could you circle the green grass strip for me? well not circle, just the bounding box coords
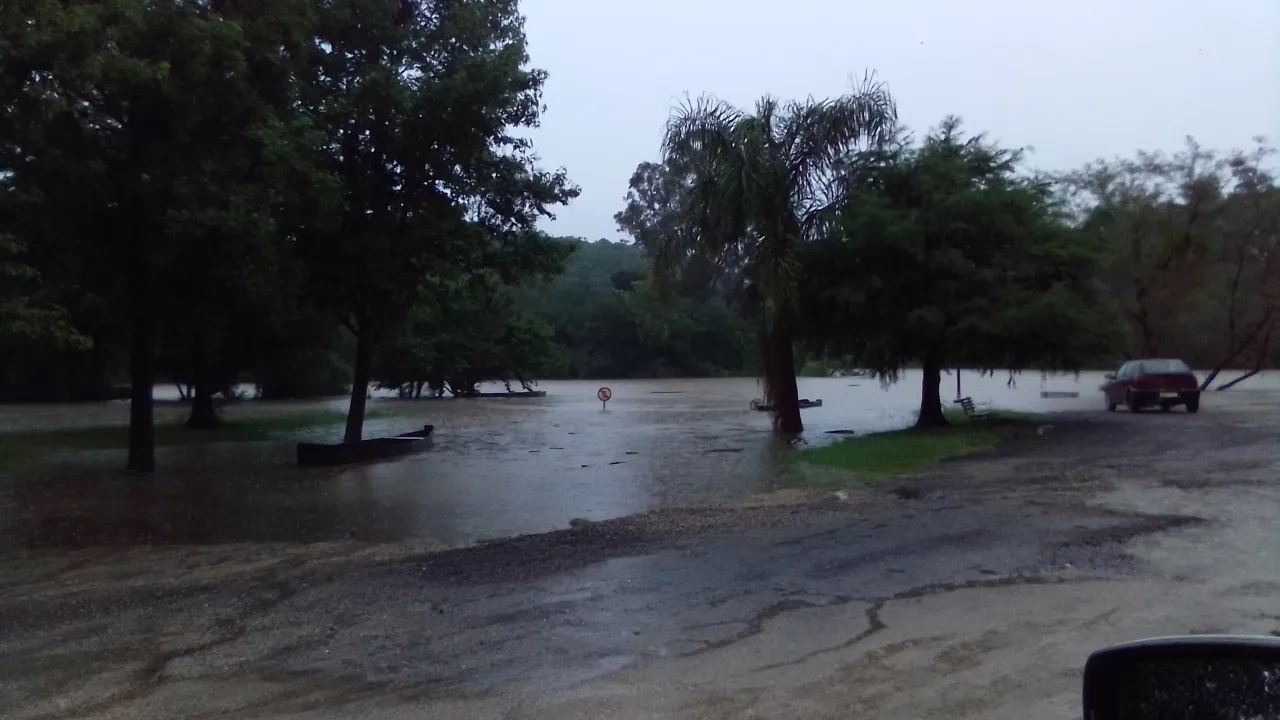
[794,408,1042,478]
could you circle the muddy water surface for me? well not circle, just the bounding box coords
[1,371,1273,549]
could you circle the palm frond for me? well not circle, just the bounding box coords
[661,93,741,165]
[658,73,897,322]
[789,74,898,237]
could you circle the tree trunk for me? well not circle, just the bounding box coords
[1199,345,1249,391]
[916,355,948,428]
[1198,368,1221,393]
[187,330,221,429]
[1217,329,1272,391]
[1201,344,1252,391]
[1217,369,1261,391]
[1200,319,1273,391]
[343,329,373,443]
[127,298,156,473]
[763,324,803,433]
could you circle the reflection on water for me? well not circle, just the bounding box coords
[2,372,1276,549]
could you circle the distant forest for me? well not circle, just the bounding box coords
[519,238,755,379]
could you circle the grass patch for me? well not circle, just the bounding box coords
[794,408,1043,480]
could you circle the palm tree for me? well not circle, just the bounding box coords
[653,74,896,432]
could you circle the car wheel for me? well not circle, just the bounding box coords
[1160,403,1172,412]
[1127,391,1142,413]
[1106,395,1117,412]
[1186,397,1200,414]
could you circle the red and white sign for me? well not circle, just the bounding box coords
[597,387,612,402]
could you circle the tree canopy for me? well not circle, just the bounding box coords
[1,0,321,469]
[1060,137,1280,389]
[297,0,576,443]
[0,0,576,469]
[801,118,1117,425]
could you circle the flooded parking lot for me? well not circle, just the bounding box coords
[1,371,1273,549]
[2,374,1279,720]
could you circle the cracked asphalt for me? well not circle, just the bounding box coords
[2,389,1280,719]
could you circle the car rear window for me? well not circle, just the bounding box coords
[1139,359,1192,374]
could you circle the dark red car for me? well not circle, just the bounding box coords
[1103,358,1201,413]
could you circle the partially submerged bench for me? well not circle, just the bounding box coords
[953,396,995,420]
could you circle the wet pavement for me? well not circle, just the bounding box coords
[0,371,1175,550]
[1,385,1278,718]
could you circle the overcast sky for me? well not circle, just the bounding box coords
[520,0,1279,241]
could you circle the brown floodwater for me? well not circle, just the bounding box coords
[1,371,1274,550]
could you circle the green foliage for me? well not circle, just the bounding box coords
[296,0,577,440]
[375,272,567,396]
[520,238,648,322]
[0,0,325,467]
[0,0,579,457]
[802,118,1117,425]
[613,162,722,301]
[1060,137,1280,376]
[566,284,752,378]
[297,0,578,338]
[0,236,89,349]
[1,0,314,305]
[519,239,756,378]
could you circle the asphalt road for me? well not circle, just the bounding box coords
[3,395,1279,719]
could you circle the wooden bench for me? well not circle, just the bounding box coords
[953,396,995,420]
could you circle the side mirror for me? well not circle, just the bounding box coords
[1104,373,1116,380]
[1083,635,1280,719]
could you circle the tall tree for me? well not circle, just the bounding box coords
[802,118,1115,426]
[615,162,724,302]
[299,0,575,444]
[1059,139,1224,358]
[1062,138,1280,385]
[167,0,324,430]
[1202,143,1280,387]
[634,76,897,432]
[0,0,315,470]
